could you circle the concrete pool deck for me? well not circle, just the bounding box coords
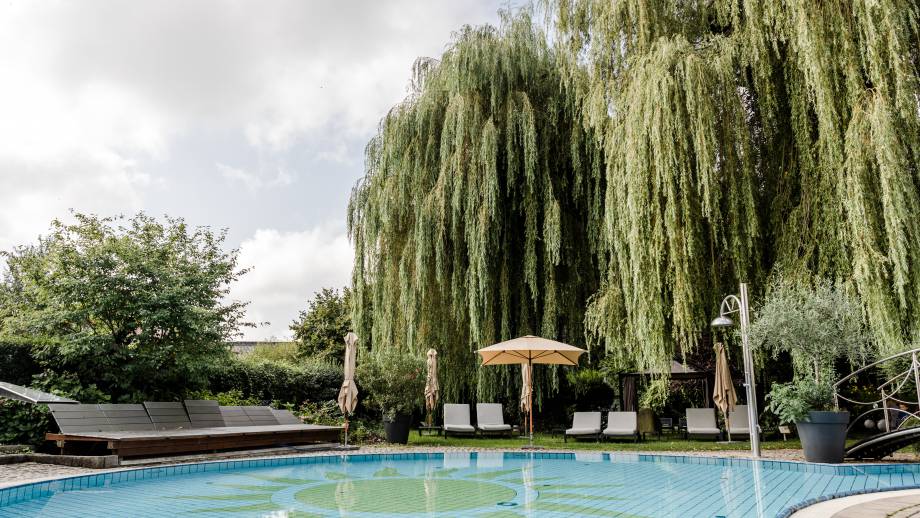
[791,488,920,517]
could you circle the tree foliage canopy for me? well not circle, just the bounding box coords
[350,3,920,401]
[290,287,352,362]
[0,213,250,401]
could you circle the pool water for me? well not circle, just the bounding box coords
[2,452,919,517]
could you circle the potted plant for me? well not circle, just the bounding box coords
[357,349,425,444]
[750,279,873,463]
[766,379,849,462]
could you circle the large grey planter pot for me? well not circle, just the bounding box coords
[383,413,412,444]
[796,411,850,463]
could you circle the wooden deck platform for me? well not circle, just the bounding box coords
[47,424,343,458]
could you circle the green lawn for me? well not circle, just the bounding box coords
[406,432,801,452]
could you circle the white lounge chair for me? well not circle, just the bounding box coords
[476,403,512,436]
[565,411,601,442]
[603,411,639,442]
[728,405,752,436]
[443,404,475,436]
[686,408,721,440]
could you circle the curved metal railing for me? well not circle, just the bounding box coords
[834,348,920,434]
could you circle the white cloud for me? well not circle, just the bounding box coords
[0,0,503,339]
[217,163,293,192]
[231,224,353,340]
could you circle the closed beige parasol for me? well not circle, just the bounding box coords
[338,332,359,445]
[424,349,439,425]
[713,342,737,441]
[477,335,586,447]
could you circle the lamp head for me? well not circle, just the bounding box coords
[710,315,734,328]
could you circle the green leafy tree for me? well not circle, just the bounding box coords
[290,287,352,362]
[0,213,251,401]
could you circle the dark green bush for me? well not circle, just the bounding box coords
[205,358,340,405]
[0,337,43,386]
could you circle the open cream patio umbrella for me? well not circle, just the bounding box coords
[338,332,359,446]
[477,335,586,447]
[713,342,737,442]
[424,349,439,425]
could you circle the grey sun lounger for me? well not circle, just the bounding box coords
[728,405,752,436]
[443,404,476,436]
[220,406,280,427]
[603,411,639,442]
[476,403,513,436]
[271,408,302,425]
[565,412,601,442]
[144,402,192,431]
[184,400,226,428]
[48,400,342,459]
[686,408,721,440]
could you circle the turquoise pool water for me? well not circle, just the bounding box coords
[1,452,919,517]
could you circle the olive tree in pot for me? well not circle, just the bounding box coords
[357,350,425,444]
[750,279,873,463]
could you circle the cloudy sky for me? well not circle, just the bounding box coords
[0,0,506,339]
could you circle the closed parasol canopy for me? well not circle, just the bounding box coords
[713,342,738,441]
[520,363,531,414]
[338,332,359,415]
[424,349,439,417]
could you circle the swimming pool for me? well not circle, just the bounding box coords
[1,452,918,517]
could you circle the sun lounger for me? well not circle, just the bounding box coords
[220,406,281,427]
[443,404,475,436]
[565,411,601,442]
[48,404,113,434]
[184,400,226,428]
[271,408,302,425]
[476,403,512,436]
[144,402,192,431]
[728,405,751,436]
[686,408,721,440]
[98,404,155,432]
[603,411,638,442]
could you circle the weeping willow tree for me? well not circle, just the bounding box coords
[553,0,920,392]
[351,2,920,404]
[348,11,604,404]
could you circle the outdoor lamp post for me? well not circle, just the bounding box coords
[711,282,761,458]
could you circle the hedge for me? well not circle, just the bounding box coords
[205,358,341,405]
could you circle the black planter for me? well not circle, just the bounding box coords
[796,411,850,463]
[384,413,412,444]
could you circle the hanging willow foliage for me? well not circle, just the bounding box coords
[348,11,604,404]
[552,0,920,376]
[351,2,920,403]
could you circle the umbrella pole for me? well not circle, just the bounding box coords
[726,414,731,443]
[528,360,534,448]
[343,415,349,447]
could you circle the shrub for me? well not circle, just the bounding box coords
[184,389,261,406]
[298,400,343,426]
[356,350,425,421]
[765,379,835,424]
[205,357,340,405]
[0,337,42,386]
